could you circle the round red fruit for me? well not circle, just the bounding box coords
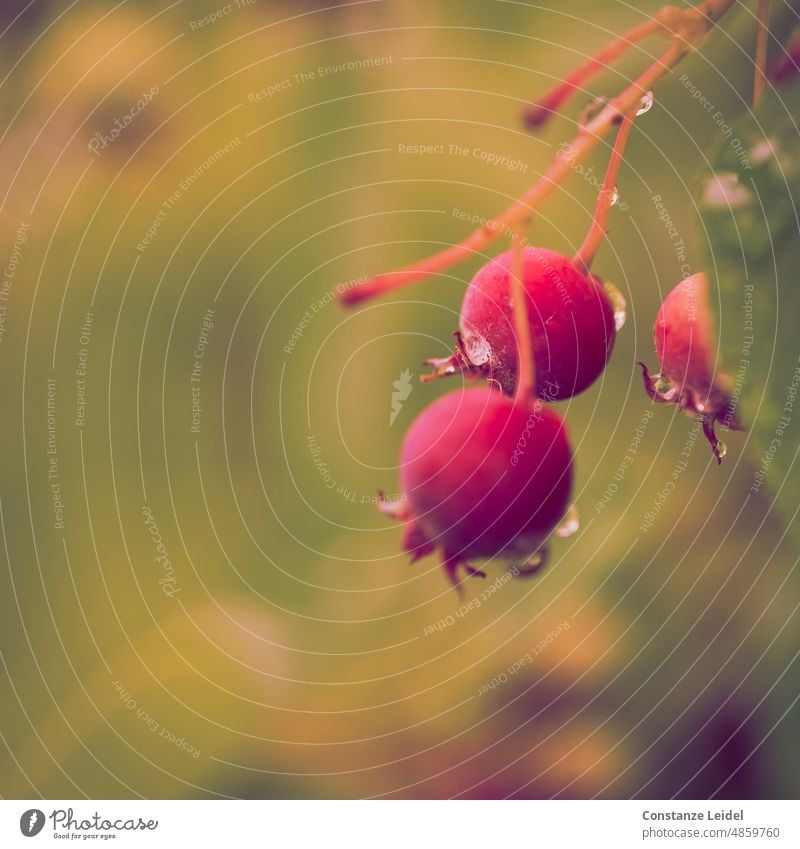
[425,247,617,400]
[640,272,744,463]
[381,386,574,588]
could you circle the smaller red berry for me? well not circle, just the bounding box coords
[380,385,574,590]
[640,272,745,463]
[423,247,621,400]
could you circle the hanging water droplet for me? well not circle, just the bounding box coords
[609,185,620,207]
[555,504,580,538]
[513,546,549,578]
[655,375,674,395]
[603,280,627,331]
[636,90,654,116]
[716,440,728,459]
[579,96,609,129]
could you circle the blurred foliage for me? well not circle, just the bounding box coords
[699,82,800,547]
[0,0,798,800]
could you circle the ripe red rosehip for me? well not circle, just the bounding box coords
[381,386,574,589]
[424,247,619,400]
[640,272,744,463]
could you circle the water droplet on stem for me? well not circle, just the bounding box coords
[636,91,654,116]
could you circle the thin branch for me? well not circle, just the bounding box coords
[573,102,638,275]
[338,0,738,308]
[523,16,661,129]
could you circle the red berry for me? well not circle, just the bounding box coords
[640,272,744,463]
[424,247,619,400]
[381,386,574,589]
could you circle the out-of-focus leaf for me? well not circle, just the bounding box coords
[696,84,800,541]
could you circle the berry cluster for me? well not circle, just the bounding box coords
[379,234,622,589]
[378,263,739,592]
[338,0,749,590]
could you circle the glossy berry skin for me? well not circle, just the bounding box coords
[641,272,744,463]
[426,247,617,400]
[381,386,573,588]
[655,272,720,397]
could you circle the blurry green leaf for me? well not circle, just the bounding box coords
[697,84,800,539]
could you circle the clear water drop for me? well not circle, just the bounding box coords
[603,280,627,331]
[609,186,621,207]
[636,90,654,116]
[655,375,674,395]
[717,440,728,459]
[555,504,580,539]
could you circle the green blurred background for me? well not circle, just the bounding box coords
[0,0,798,799]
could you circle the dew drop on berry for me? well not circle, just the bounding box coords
[555,503,580,538]
[603,280,627,331]
[636,90,654,116]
